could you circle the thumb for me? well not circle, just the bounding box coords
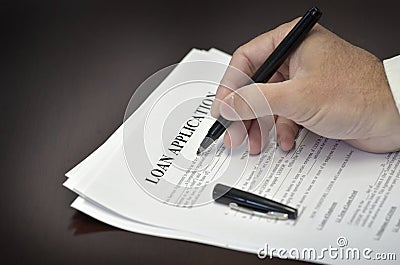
[219,79,304,120]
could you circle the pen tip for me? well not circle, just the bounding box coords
[196,149,201,156]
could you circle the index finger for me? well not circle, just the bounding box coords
[211,19,298,118]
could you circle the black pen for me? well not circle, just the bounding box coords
[197,6,322,155]
[213,184,297,220]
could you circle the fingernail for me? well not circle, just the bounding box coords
[219,94,237,119]
[281,137,295,152]
[228,94,235,107]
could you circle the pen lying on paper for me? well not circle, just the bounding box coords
[197,6,322,155]
[213,184,298,220]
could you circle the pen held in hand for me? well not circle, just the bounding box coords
[197,6,322,155]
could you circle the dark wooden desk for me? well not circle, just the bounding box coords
[2,0,399,264]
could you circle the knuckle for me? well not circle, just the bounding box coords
[233,45,247,58]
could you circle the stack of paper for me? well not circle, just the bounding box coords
[64,48,400,264]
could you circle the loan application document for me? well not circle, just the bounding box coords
[64,48,399,264]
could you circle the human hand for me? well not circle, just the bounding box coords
[211,18,400,154]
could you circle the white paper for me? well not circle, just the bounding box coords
[65,48,400,264]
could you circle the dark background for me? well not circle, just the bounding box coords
[1,0,399,264]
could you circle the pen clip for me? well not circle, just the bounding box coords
[229,203,288,220]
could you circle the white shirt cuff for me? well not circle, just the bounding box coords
[383,55,400,114]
